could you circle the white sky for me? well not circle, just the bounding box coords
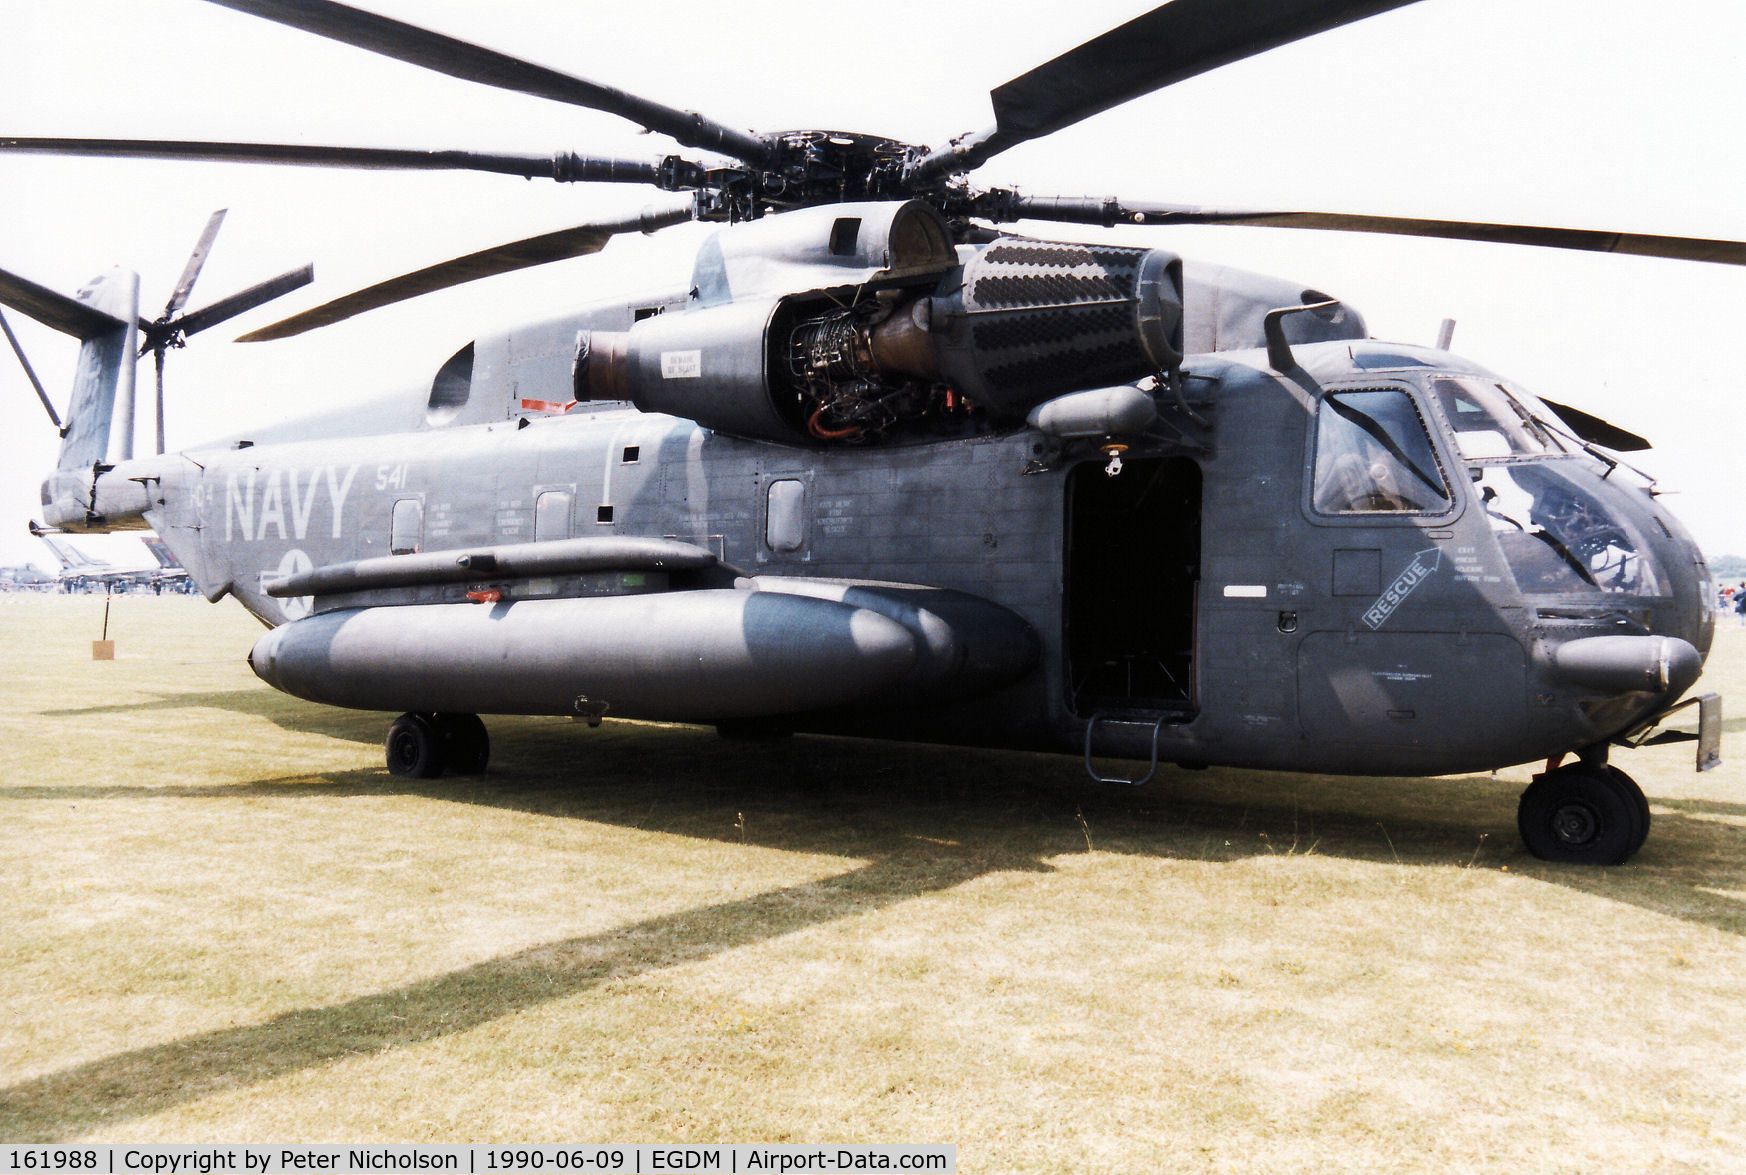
[3,0,1745,571]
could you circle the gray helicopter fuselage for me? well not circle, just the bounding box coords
[110,326,1712,781]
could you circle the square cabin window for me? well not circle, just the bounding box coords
[1312,389,1450,515]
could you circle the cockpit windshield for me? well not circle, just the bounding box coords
[1476,463,1665,596]
[1428,376,1565,459]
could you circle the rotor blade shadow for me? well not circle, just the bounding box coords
[13,711,1743,943]
[0,849,1016,1143]
[35,688,387,745]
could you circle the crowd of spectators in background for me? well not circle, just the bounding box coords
[1719,582,1746,626]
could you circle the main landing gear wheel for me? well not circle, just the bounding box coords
[386,712,444,779]
[1517,763,1649,865]
[383,712,491,778]
[435,712,490,775]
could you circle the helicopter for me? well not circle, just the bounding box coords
[0,0,1736,866]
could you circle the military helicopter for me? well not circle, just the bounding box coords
[1,0,1735,866]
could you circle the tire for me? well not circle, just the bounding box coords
[385,712,445,779]
[1517,765,1644,865]
[435,712,490,775]
[1602,765,1651,856]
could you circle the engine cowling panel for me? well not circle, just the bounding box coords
[576,232,1184,446]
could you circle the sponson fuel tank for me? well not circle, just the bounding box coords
[248,582,1038,722]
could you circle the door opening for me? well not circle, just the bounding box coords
[1065,456,1201,717]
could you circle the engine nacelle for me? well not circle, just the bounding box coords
[926,238,1182,414]
[576,232,1183,445]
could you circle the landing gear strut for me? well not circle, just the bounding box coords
[1517,761,1649,865]
[385,711,491,778]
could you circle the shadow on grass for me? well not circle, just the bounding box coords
[5,719,1743,1140]
[37,688,387,745]
[0,848,1016,1142]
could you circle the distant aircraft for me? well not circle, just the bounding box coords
[0,563,56,590]
[30,522,190,593]
[140,535,194,591]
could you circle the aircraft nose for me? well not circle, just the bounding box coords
[1547,635,1703,698]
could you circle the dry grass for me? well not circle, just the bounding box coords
[2,593,1744,1170]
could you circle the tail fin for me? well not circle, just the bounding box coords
[140,535,184,570]
[55,270,141,470]
[28,521,110,573]
[0,264,141,469]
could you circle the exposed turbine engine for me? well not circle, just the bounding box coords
[575,203,1184,444]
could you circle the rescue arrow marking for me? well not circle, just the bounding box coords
[1363,548,1442,630]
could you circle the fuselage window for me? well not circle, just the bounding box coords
[1312,389,1451,514]
[535,490,572,542]
[389,498,423,555]
[1428,376,1562,460]
[765,479,806,552]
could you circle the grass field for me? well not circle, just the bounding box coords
[2,594,1743,1170]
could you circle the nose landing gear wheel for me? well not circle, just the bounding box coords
[1604,765,1651,856]
[1517,763,1649,865]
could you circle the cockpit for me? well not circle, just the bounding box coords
[1428,374,1666,598]
[1309,366,1670,600]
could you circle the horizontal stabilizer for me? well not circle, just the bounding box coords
[262,535,725,597]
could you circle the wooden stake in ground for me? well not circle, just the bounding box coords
[92,589,115,660]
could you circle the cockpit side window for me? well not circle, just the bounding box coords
[1312,389,1451,514]
[1429,376,1563,459]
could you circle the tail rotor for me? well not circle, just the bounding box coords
[136,209,314,453]
[1,209,312,461]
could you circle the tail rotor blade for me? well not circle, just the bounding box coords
[176,263,315,337]
[166,208,228,318]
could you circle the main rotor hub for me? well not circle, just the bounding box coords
[700,130,944,221]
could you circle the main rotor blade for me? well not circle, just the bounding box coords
[165,208,227,318]
[910,0,1422,183]
[0,137,679,185]
[237,204,696,342]
[991,196,1746,267]
[176,264,315,337]
[197,0,770,166]
[0,266,132,339]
